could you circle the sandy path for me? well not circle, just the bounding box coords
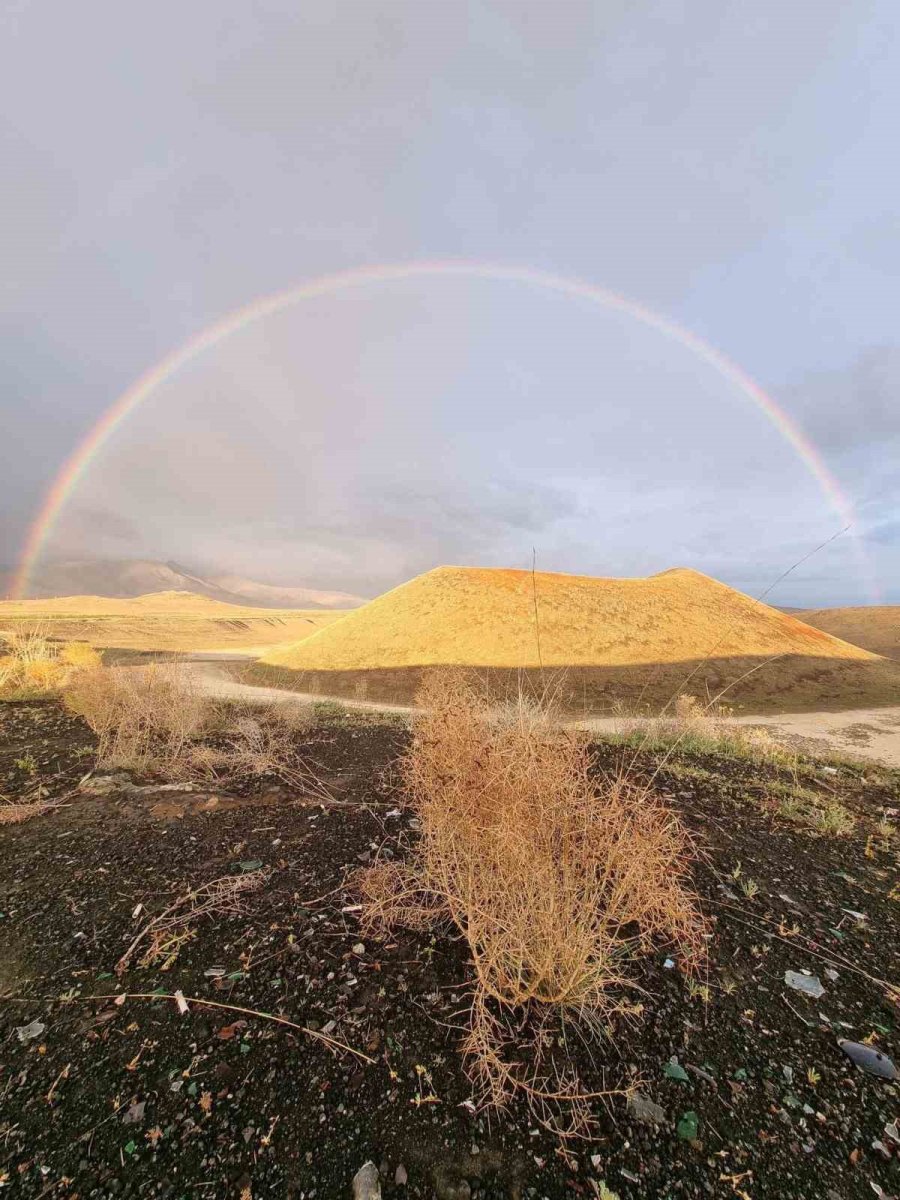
[187,661,900,767]
[575,708,900,768]
[185,660,411,714]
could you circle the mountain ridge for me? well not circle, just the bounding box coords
[0,558,367,610]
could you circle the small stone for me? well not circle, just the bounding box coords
[352,1162,381,1199]
[784,971,825,999]
[627,1092,666,1125]
[16,1019,45,1043]
[838,1039,898,1080]
[352,943,366,956]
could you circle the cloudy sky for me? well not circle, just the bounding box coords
[2,1,898,604]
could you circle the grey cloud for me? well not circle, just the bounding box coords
[2,1,899,605]
[788,346,900,452]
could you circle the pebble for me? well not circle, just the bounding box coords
[352,1161,381,1199]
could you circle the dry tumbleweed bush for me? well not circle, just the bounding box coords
[65,661,211,772]
[65,665,328,796]
[357,670,706,1123]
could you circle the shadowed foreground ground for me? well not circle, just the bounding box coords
[1,700,899,1198]
[247,653,900,716]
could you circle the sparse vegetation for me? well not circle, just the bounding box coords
[63,661,328,798]
[0,630,100,698]
[772,781,855,837]
[64,661,212,773]
[612,693,797,765]
[357,670,705,1127]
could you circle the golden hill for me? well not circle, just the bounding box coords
[0,590,349,655]
[797,606,900,661]
[256,566,900,713]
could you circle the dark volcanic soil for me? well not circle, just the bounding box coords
[1,700,899,1199]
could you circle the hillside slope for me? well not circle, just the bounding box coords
[797,606,899,660]
[0,559,366,610]
[0,590,349,655]
[256,566,900,712]
[263,566,876,670]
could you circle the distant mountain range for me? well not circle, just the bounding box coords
[0,558,367,610]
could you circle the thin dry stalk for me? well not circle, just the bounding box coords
[116,870,269,975]
[81,991,375,1063]
[0,798,59,824]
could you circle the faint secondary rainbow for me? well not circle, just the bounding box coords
[11,260,878,601]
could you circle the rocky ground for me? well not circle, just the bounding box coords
[1,699,899,1199]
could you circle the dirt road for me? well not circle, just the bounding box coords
[186,660,900,767]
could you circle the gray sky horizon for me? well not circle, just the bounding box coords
[2,2,899,605]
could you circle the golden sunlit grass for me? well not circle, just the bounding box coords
[0,590,348,655]
[356,670,705,1130]
[264,565,877,671]
[258,565,900,713]
[797,605,900,660]
[0,630,101,698]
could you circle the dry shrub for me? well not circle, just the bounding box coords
[64,663,328,796]
[182,705,326,796]
[357,670,705,1127]
[64,661,211,772]
[0,630,101,696]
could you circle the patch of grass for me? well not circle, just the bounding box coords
[0,631,101,698]
[356,670,705,1131]
[13,753,37,776]
[310,699,351,724]
[610,695,799,768]
[772,780,855,838]
[810,801,855,838]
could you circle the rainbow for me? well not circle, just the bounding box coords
[11,260,878,601]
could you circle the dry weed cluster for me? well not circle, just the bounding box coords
[64,662,326,796]
[64,662,210,772]
[0,631,100,697]
[357,671,705,1131]
[117,869,270,975]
